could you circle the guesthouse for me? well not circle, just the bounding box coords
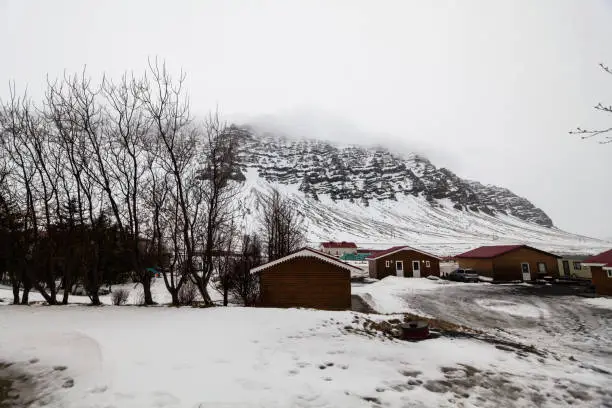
[557,255,592,279]
[319,241,358,257]
[250,247,362,310]
[582,249,612,296]
[366,246,441,279]
[455,245,560,281]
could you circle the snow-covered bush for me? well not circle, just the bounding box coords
[111,288,129,305]
[178,280,198,306]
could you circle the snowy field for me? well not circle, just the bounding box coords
[0,279,611,407]
[1,305,611,408]
[354,278,612,405]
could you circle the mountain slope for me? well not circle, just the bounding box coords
[234,128,607,255]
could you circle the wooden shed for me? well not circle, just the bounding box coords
[455,245,560,282]
[250,247,362,310]
[583,249,612,296]
[366,246,441,279]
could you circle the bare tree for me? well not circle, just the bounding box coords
[258,189,305,261]
[571,63,612,144]
[102,72,155,304]
[0,86,61,304]
[139,58,197,304]
[229,233,263,306]
[214,219,238,306]
[190,116,242,305]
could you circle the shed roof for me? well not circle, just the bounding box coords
[320,241,358,249]
[455,245,560,259]
[583,249,612,268]
[365,245,441,260]
[250,247,363,274]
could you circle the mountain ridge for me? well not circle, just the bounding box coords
[235,127,552,227]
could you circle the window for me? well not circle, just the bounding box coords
[425,260,431,268]
[573,262,582,270]
[385,260,390,268]
[607,269,612,278]
[537,263,547,274]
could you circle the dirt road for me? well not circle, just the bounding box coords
[403,283,612,363]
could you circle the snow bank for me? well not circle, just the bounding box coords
[475,299,550,319]
[352,277,465,314]
[583,297,612,310]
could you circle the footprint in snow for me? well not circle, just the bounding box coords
[62,378,75,388]
[90,385,108,394]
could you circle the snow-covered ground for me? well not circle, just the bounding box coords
[1,278,611,407]
[1,305,611,408]
[0,278,222,307]
[582,296,612,310]
[352,277,469,315]
[353,278,612,404]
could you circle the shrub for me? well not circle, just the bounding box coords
[111,288,130,305]
[178,280,198,306]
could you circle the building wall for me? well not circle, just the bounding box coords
[456,259,494,277]
[591,266,612,296]
[370,250,440,279]
[258,256,351,310]
[557,258,592,279]
[319,247,356,257]
[368,260,377,278]
[492,248,559,281]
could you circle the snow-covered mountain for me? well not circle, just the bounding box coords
[233,127,607,255]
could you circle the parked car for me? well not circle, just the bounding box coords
[448,268,480,282]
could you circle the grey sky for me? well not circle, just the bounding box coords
[1,0,611,238]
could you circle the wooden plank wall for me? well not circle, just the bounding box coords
[259,256,351,310]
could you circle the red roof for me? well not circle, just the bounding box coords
[321,241,357,249]
[583,249,612,267]
[455,245,559,259]
[365,245,440,260]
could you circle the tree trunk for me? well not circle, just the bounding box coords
[171,290,179,307]
[61,277,70,305]
[142,273,154,305]
[21,281,30,305]
[223,283,228,307]
[12,281,19,305]
[90,291,101,306]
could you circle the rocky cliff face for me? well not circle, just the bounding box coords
[234,128,553,227]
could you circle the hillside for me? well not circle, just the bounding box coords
[234,128,608,255]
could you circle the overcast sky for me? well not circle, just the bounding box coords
[1,0,611,239]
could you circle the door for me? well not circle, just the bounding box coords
[395,261,404,277]
[521,262,531,281]
[412,261,421,278]
[562,260,570,276]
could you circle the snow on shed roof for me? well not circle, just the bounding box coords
[365,245,441,260]
[455,245,560,259]
[320,241,358,248]
[583,249,612,268]
[250,247,363,274]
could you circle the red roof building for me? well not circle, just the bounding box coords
[455,245,560,281]
[320,241,358,249]
[583,249,612,295]
[366,245,441,279]
[319,241,358,257]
